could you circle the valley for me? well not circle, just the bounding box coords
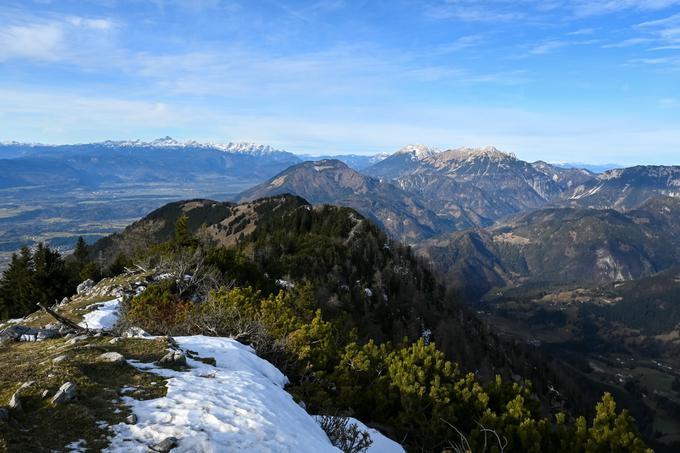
[2,138,680,451]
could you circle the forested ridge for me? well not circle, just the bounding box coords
[0,195,652,452]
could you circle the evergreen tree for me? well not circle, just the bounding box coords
[174,214,190,247]
[32,243,70,307]
[73,236,89,266]
[0,247,34,319]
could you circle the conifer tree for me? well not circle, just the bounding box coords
[0,247,34,319]
[174,214,190,247]
[73,236,89,266]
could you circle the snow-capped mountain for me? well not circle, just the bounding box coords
[98,137,290,157]
[368,144,583,224]
[0,138,302,189]
[393,144,440,160]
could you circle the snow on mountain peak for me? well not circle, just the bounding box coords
[394,144,439,160]
[444,145,517,162]
[97,137,289,156]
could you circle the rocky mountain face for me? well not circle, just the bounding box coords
[419,196,680,300]
[369,145,593,225]
[236,160,474,241]
[568,165,680,210]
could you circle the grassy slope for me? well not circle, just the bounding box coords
[0,275,169,452]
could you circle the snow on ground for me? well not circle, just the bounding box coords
[346,418,405,453]
[80,295,404,452]
[79,299,121,330]
[107,336,338,452]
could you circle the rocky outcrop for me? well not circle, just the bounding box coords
[51,382,77,405]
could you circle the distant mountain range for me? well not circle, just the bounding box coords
[3,138,680,290]
[237,159,472,241]
[420,196,680,299]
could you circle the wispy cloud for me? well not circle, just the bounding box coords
[636,13,680,46]
[568,28,596,35]
[0,22,64,62]
[425,1,524,22]
[0,9,119,63]
[436,34,487,53]
[602,37,653,48]
[569,0,680,17]
[529,40,570,55]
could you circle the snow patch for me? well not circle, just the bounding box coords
[346,418,405,453]
[79,299,121,330]
[107,336,339,452]
[394,144,439,160]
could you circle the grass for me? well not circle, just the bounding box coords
[0,336,169,452]
[0,276,168,452]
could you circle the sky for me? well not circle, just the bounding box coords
[1,1,680,164]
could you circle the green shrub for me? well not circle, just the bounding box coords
[124,280,193,334]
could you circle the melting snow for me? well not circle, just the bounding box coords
[80,299,121,330]
[107,336,336,452]
[78,294,403,452]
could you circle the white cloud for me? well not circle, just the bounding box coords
[0,9,118,63]
[602,37,653,48]
[569,0,680,16]
[529,40,569,55]
[425,1,524,22]
[67,16,116,30]
[636,13,680,46]
[0,23,64,62]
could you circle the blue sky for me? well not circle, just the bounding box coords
[1,0,680,164]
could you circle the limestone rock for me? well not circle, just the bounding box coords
[151,437,178,452]
[98,352,126,364]
[52,354,68,364]
[51,382,77,405]
[77,279,95,295]
[37,329,61,341]
[8,392,22,411]
[157,350,187,367]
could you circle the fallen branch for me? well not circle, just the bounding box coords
[37,303,89,334]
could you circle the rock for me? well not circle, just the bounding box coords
[98,352,126,364]
[41,390,50,399]
[18,381,34,392]
[52,354,68,364]
[160,336,179,349]
[199,356,217,367]
[51,382,77,405]
[1,325,38,341]
[121,327,149,338]
[151,437,178,452]
[0,407,8,422]
[126,414,138,424]
[157,350,187,367]
[60,297,70,306]
[37,329,61,341]
[77,279,95,295]
[8,393,21,411]
[109,337,122,344]
[67,335,89,345]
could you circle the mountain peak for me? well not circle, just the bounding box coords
[394,144,439,160]
[444,146,516,162]
[95,138,290,156]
